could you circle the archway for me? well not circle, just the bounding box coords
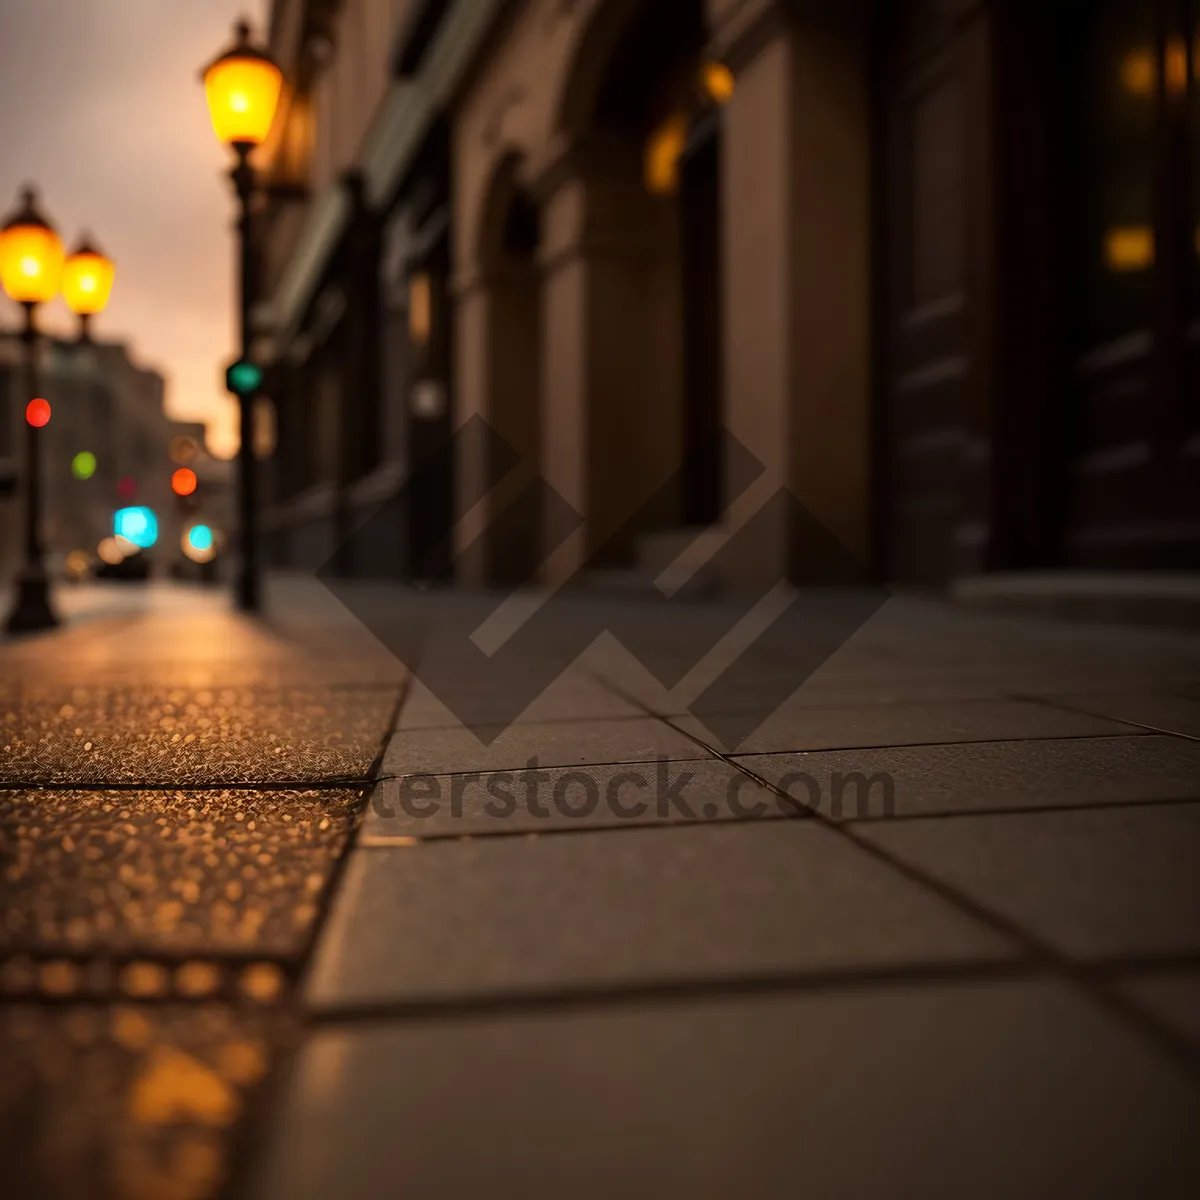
[556,0,727,548]
[476,154,543,584]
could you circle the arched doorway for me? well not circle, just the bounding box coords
[476,155,543,584]
[551,0,729,563]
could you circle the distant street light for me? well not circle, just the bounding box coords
[62,233,116,341]
[201,18,283,615]
[0,185,65,633]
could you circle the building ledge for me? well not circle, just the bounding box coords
[953,571,1200,630]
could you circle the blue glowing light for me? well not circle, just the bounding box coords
[187,524,214,552]
[114,506,158,549]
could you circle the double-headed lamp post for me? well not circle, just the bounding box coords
[201,18,283,614]
[0,186,66,633]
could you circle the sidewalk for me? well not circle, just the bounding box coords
[2,579,1200,1198]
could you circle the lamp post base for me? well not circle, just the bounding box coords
[4,568,61,635]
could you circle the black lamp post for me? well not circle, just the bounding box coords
[201,18,283,614]
[1,186,66,634]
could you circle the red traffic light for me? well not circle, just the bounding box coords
[117,476,137,501]
[25,398,51,427]
[171,467,198,497]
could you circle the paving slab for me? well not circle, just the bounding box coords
[673,697,1139,754]
[0,683,398,786]
[250,979,1200,1200]
[1036,693,1200,739]
[0,1002,289,1200]
[305,822,1013,1012]
[858,802,1200,960]
[361,758,787,840]
[738,735,1200,820]
[0,787,361,962]
[395,671,645,729]
[382,716,705,776]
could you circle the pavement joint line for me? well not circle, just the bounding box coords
[288,682,412,988]
[393,709,695,732]
[367,754,722,783]
[738,758,1200,1079]
[304,957,1041,1028]
[355,807,818,847]
[588,668,1200,1078]
[1011,692,1200,744]
[585,673,1159,755]
[351,791,1200,847]
[842,793,1200,824]
[0,778,376,792]
[721,729,1159,757]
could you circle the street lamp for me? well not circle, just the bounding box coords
[201,17,283,614]
[0,185,65,633]
[62,233,116,341]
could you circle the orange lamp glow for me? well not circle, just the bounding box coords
[1104,225,1155,272]
[26,398,51,428]
[702,62,735,105]
[0,186,64,305]
[645,113,689,196]
[201,20,284,149]
[1165,36,1189,96]
[171,468,198,497]
[409,273,432,346]
[62,234,116,316]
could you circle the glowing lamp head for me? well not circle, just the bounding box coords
[0,185,64,305]
[202,20,284,150]
[62,234,115,316]
[26,398,51,427]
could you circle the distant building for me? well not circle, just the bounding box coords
[255,0,1200,588]
[0,332,231,580]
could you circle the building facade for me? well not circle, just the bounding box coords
[0,332,226,580]
[256,0,1200,589]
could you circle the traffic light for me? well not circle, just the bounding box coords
[25,398,51,427]
[171,467,198,497]
[114,506,158,549]
[225,358,263,397]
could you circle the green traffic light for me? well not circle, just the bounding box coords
[226,360,264,396]
[72,451,97,480]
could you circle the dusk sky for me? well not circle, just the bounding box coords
[0,0,269,458]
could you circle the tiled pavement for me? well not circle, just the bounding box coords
[4,581,1200,1198]
[0,591,403,1200]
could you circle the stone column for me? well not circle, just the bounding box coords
[534,137,680,583]
[709,0,873,585]
[452,258,543,586]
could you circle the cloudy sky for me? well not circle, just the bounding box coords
[0,0,269,457]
